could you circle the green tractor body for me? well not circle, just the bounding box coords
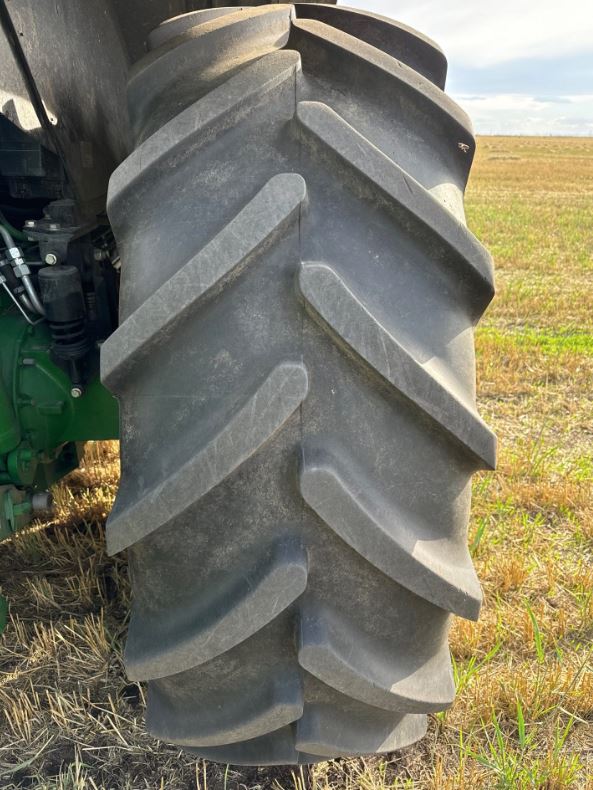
[0,296,119,537]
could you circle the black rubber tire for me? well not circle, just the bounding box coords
[101,4,496,766]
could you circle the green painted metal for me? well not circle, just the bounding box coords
[0,314,119,484]
[0,291,119,537]
[0,484,33,540]
[0,367,19,454]
[0,316,119,454]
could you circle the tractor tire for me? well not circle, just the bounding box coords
[101,4,496,766]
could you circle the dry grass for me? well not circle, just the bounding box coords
[1,136,592,788]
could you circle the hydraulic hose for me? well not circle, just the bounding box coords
[0,224,45,316]
[22,273,45,315]
[0,224,14,250]
[0,210,29,243]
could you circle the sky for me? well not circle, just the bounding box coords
[340,1,593,135]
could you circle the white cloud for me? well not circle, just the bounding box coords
[338,2,593,134]
[453,93,593,135]
[457,94,551,112]
[342,1,593,67]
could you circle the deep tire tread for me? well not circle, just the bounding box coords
[104,3,494,765]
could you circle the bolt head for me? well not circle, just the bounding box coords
[44,253,58,265]
[48,223,61,231]
[24,220,35,228]
[70,386,83,399]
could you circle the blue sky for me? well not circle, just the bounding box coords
[341,1,593,135]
